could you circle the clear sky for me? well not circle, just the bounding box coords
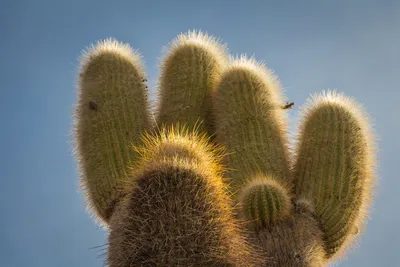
[1,0,398,266]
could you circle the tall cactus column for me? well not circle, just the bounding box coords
[107,32,260,265]
[293,92,376,259]
[74,40,152,224]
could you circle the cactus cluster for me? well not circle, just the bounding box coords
[73,30,376,266]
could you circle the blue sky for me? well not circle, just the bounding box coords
[1,0,399,266]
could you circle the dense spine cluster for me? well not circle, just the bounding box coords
[73,31,376,267]
[212,58,291,191]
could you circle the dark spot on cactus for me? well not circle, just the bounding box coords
[294,252,302,262]
[89,100,98,110]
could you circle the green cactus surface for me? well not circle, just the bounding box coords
[156,31,228,135]
[212,58,291,191]
[74,40,152,224]
[239,176,292,229]
[73,31,376,267]
[211,58,375,264]
[293,92,376,258]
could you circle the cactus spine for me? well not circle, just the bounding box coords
[74,40,151,224]
[73,31,376,267]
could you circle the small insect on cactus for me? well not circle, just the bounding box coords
[73,31,376,266]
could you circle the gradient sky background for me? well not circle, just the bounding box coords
[1,0,399,266]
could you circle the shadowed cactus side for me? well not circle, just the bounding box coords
[73,31,377,267]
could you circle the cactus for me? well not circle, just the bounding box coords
[73,31,376,266]
[292,91,375,258]
[212,58,376,265]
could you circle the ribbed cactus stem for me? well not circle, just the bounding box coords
[212,57,291,193]
[156,30,228,135]
[293,91,375,258]
[108,127,261,267]
[240,177,292,230]
[74,39,151,224]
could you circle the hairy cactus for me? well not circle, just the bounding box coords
[73,31,376,266]
[108,127,260,266]
[292,92,375,258]
[239,177,292,229]
[156,31,228,134]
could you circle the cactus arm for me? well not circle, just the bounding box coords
[74,39,152,225]
[212,57,291,192]
[238,177,292,230]
[156,30,228,135]
[293,91,376,258]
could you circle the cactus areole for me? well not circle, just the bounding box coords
[73,30,376,266]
